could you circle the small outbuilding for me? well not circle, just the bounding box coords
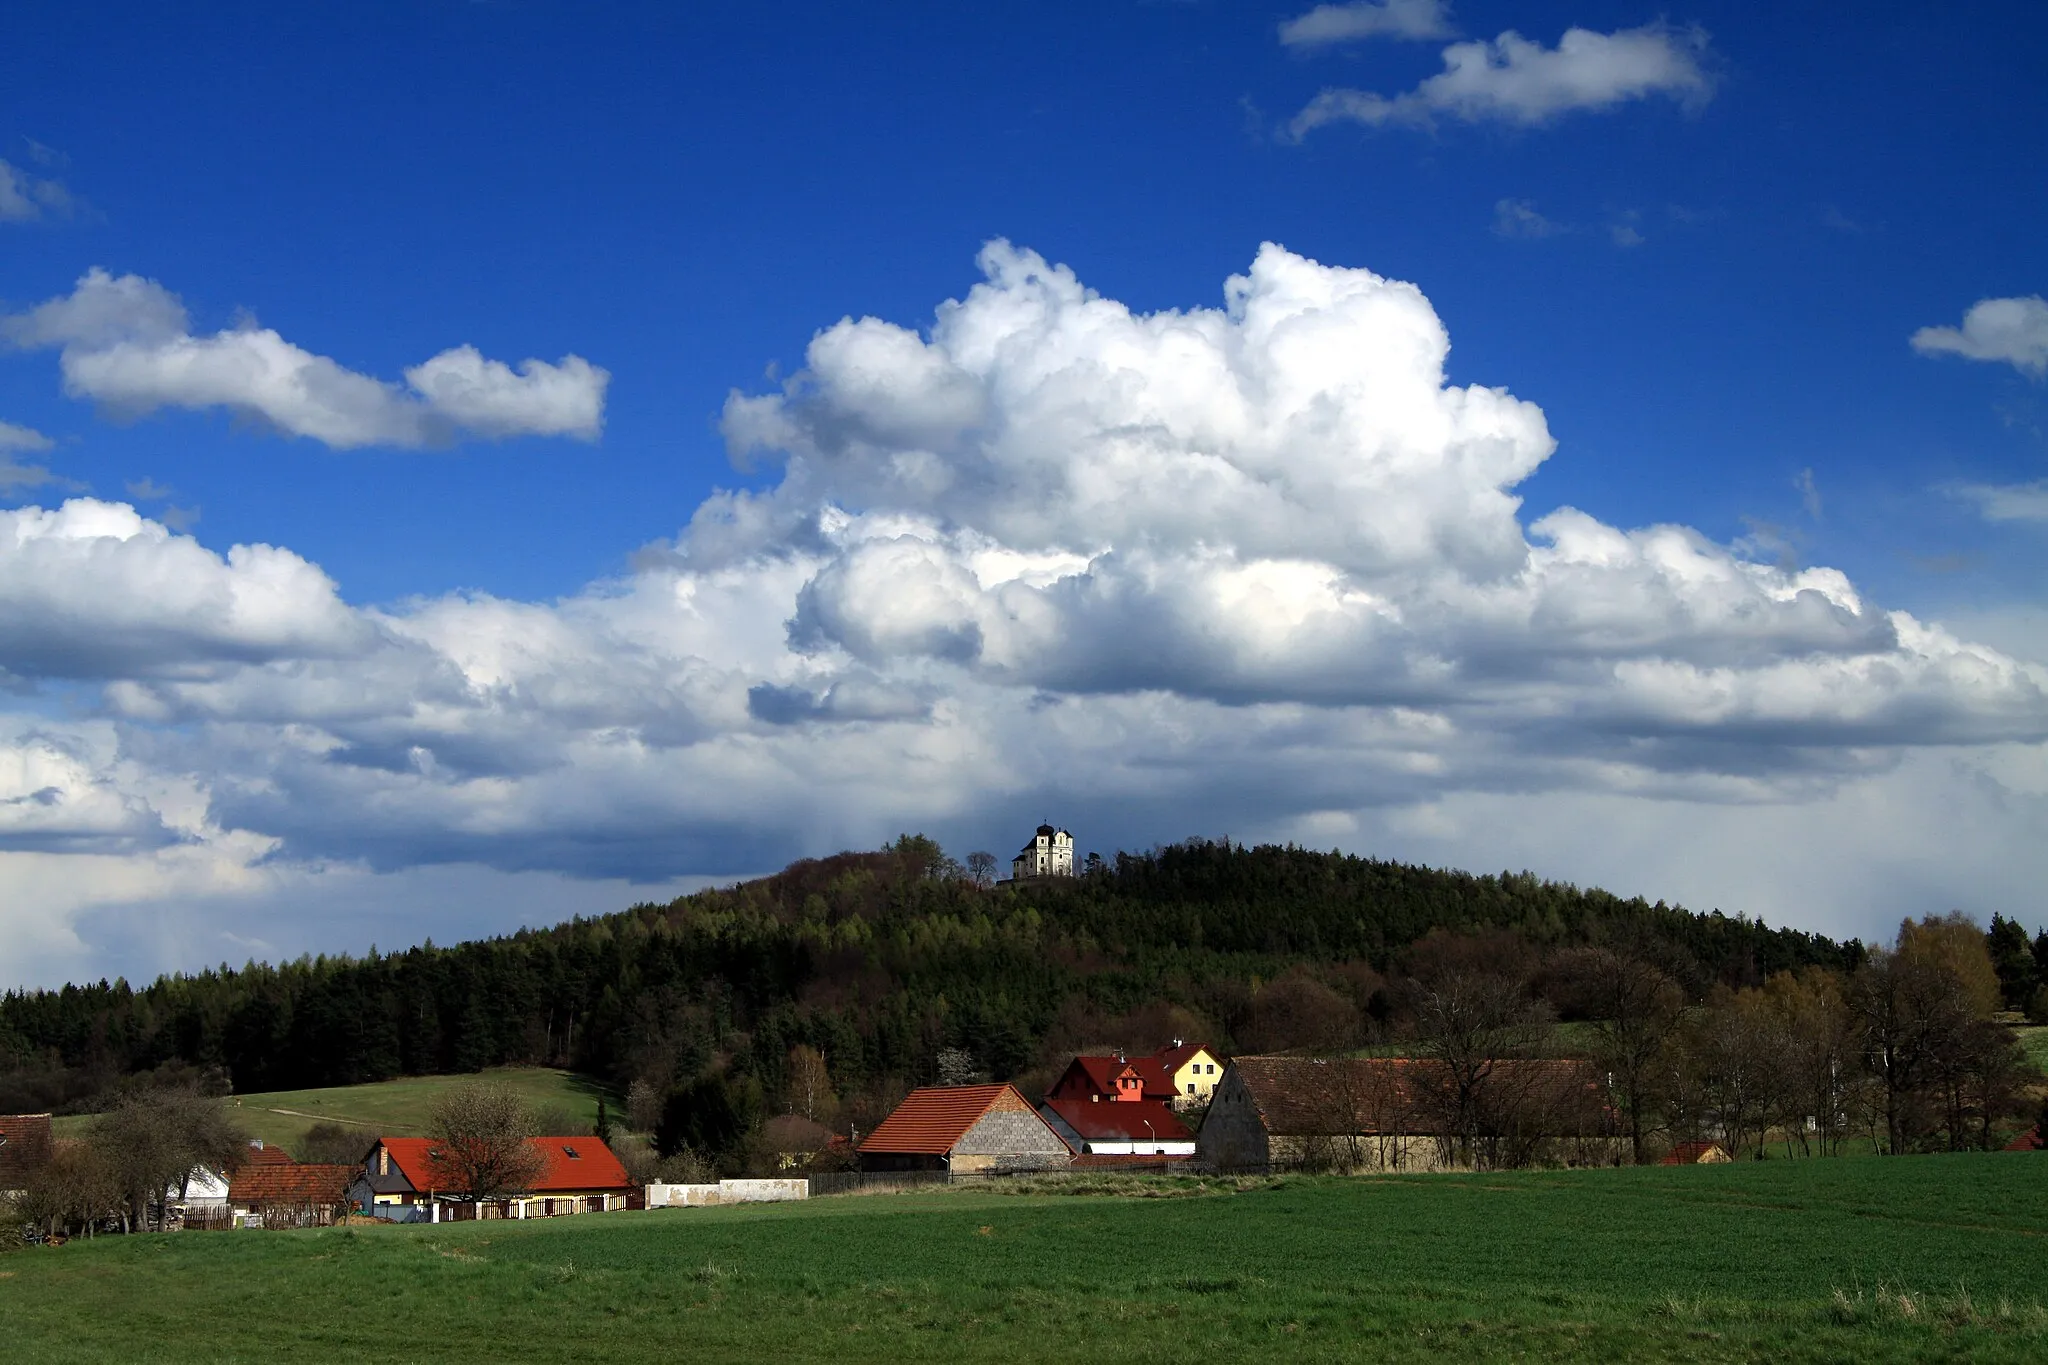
[228,1153,358,1228]
[1658,1140,1734,1166]
[858,1084,1072,1173]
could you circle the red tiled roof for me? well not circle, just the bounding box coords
[2003,1126,2041,1152]
[858,1084,1024,1155]
[243,1143,295,1167]
[377,1136,632,1193]
[0,1113,53,1187]
[229,1161,356,1205]
[1658,1140,1731,1165]
[1043,1099,1194,1144]
[1050,1045,1222,1102]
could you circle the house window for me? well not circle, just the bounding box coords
[1187,1083,1196,1094]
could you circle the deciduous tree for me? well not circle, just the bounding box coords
[426,1082,545,1201]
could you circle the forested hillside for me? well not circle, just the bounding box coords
[1,838,1853,1125]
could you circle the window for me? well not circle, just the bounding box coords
[1187,1083,1196,1094]
[563,1146,581,1159]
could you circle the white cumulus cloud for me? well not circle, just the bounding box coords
[1290,23,1713,137]
[1280,0,1455,48]
[1,241,2045,984]
[3,268,609,448]
[1911,295,2048,376]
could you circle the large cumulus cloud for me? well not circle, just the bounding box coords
[3,242,2046,983]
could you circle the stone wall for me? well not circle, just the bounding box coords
[951,1109,1072,1172]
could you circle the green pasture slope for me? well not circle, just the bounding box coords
[7,1155,2047,1363]
[53,1068,620,1156]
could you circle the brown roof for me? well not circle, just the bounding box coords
[1658,1140,1732,1165]
[0,1113,53,1188]
[229,1161,357,1205]
[859,1084,1029,1155]
[1228,1056,1605,1136]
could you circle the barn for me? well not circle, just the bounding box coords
[858,1084,1072,1173]
[1198,1055,1614,1171]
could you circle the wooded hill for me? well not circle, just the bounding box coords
[1,838,1855,1124]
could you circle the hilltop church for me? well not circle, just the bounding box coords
[1011,823,1075,881]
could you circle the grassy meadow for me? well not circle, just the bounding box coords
[51,1067,621,1156]
[5,1153,2047,1363]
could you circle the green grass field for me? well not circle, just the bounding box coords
[52,1067,621,1156]
[6,1153,2046,1362]
[2015,1025,2048,1073]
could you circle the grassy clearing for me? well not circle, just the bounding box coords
[2015,1024,2048,1073]
[52,1067,621,1156]
[6,1153,2047,1362]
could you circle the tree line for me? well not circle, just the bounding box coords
[3,837,2040,1174]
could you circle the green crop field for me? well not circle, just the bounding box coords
[52,1067,623,1156]
[6,1154,2047,1363]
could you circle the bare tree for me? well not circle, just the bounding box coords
[785,1045,838,1123]
[20,1139,124,1239]
[427,1082,545,1201]
[1555,947,1684,1164]
[1405,963,1554,1168]
[965,851,998,888]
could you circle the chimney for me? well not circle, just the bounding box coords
[378,1146,390,1177]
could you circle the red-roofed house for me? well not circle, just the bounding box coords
[858,1084,1073,1173]
[1039,1099,1195,1157]
[1658,1140,1733,1166]
[2002,1125,2042,1152]
[0,1113,53,1194]
[356,1135,635,1221]
[228,1155,358,1228]
[1045,1042,1227,1110]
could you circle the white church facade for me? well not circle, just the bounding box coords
[1011,823,1075,881]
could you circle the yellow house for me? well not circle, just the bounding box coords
[1145,1041,1226,1107]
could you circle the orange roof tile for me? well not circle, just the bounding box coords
[377,1136,632,1193]
[858,1084,1025,1155]
[228,1161,356,1205]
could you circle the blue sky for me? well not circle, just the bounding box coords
[1,1,2045,986]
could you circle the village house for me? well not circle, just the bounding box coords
[1038,1098,1195,1158]
[353,1135,634,1221]
[0,1113,54,1195]
[226,1147,358,1229]
[1197,1056,1615,1172]
[858,1083,1073,1173]
[1045,1041,1227,1110]
[1658,1140,1734,1165]
[174,1138,289,1220]
[1010,823,1075,881]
